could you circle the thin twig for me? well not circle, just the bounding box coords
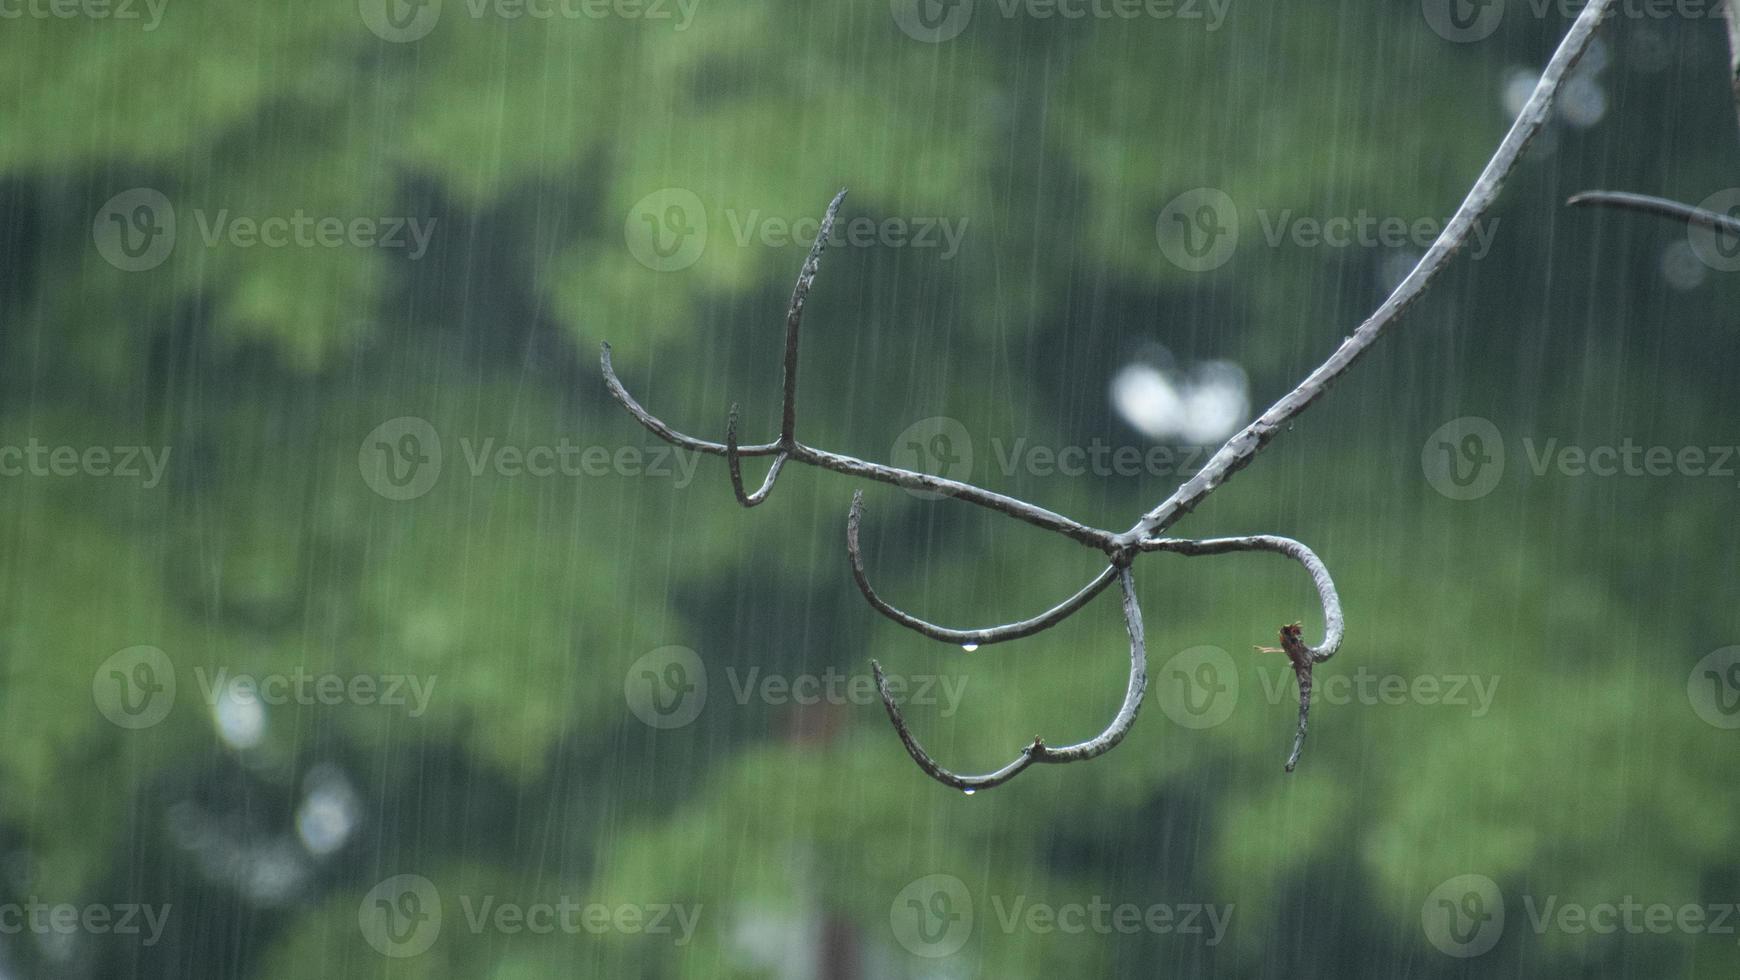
[1273,624,1315,773]
[781,189,847,447]
[871,566,1147,791]
[1566,190,1740,236]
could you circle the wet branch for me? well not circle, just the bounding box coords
[1565,191,1740,236]
[600,0,1613,790]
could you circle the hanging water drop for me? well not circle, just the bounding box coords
[961,643,979,652]
[962,788,976,796]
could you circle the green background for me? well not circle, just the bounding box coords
[1,0,1738,976]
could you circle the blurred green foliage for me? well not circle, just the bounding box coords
[1,1,1739,977]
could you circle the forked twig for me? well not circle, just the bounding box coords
[601,0,1615,789]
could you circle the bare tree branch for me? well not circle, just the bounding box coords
[870,566,1147,792]
[1566,190,1740,235]
[600,0,1615,787]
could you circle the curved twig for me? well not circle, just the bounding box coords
[1142,534,1341,770]
[1566,190,1740,236]
[871,566,1147,791]
[1118,0,1615,547]
[846,491,1117,645]
[726,405,788,507]
[1140,534,1342,663]
[601,343,784,458]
